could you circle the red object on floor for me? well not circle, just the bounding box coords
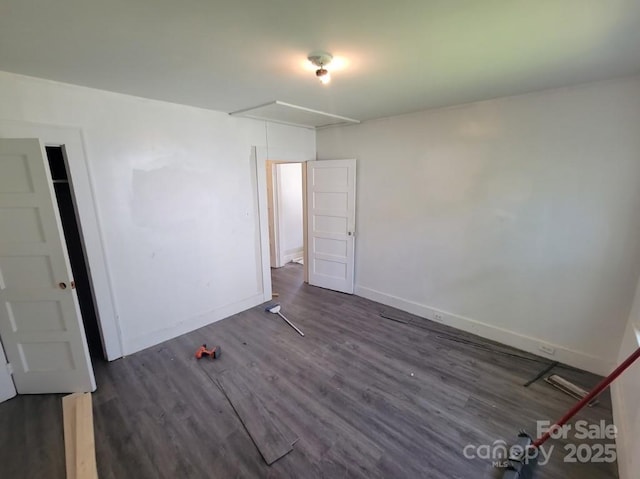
[533,345,640,448]
[195,344,220,360]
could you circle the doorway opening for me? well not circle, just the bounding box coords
[45,146,104,360]
[266,161,307,291]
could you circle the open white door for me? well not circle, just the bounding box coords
[306,159,356,294]
[0,139,95,393]
[0,339,16,402]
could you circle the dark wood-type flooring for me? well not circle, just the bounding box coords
[0,264,618,478]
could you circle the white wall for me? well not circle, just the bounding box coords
[0,70,315,356]
[612,279,640,479]
[318,76,640,374]
[276,162,304,263]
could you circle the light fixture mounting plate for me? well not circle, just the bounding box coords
[308,52,333,67]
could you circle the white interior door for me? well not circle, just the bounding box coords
[0,138,95,393]
[0,339,16,402]
[306,159,356,294]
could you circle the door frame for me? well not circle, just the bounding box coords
[0,120,123,360]
[253,146,314,302]
[267,160,305,269]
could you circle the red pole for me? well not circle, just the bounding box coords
[533,346,640,448]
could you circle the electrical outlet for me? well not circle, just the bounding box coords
[433,313,444,321]
[539,344,556,356]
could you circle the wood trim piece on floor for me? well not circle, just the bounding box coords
[62,392,98,479]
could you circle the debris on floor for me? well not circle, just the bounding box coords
[545,374,599,407]
[523,361,558,387]
[379,312,409,324]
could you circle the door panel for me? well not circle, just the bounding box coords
[0,339,16,403]
[0,138,95,393]
[306,159,356,294]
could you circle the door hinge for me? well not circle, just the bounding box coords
[6,363,13,375]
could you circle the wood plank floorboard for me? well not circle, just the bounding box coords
[216,369,297,465]
[0,263,618,478]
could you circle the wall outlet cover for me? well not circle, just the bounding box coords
[539,344,556,356]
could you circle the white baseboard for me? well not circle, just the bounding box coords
[124,293,264,355]
[355,284,614,375]
[283,248,304,265]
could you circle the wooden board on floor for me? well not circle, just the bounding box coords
[62,392,98,479]
[217,369,297,465]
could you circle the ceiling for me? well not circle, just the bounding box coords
[1,0,640,122]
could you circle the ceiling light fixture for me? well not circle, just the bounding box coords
[308,52,333,85]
